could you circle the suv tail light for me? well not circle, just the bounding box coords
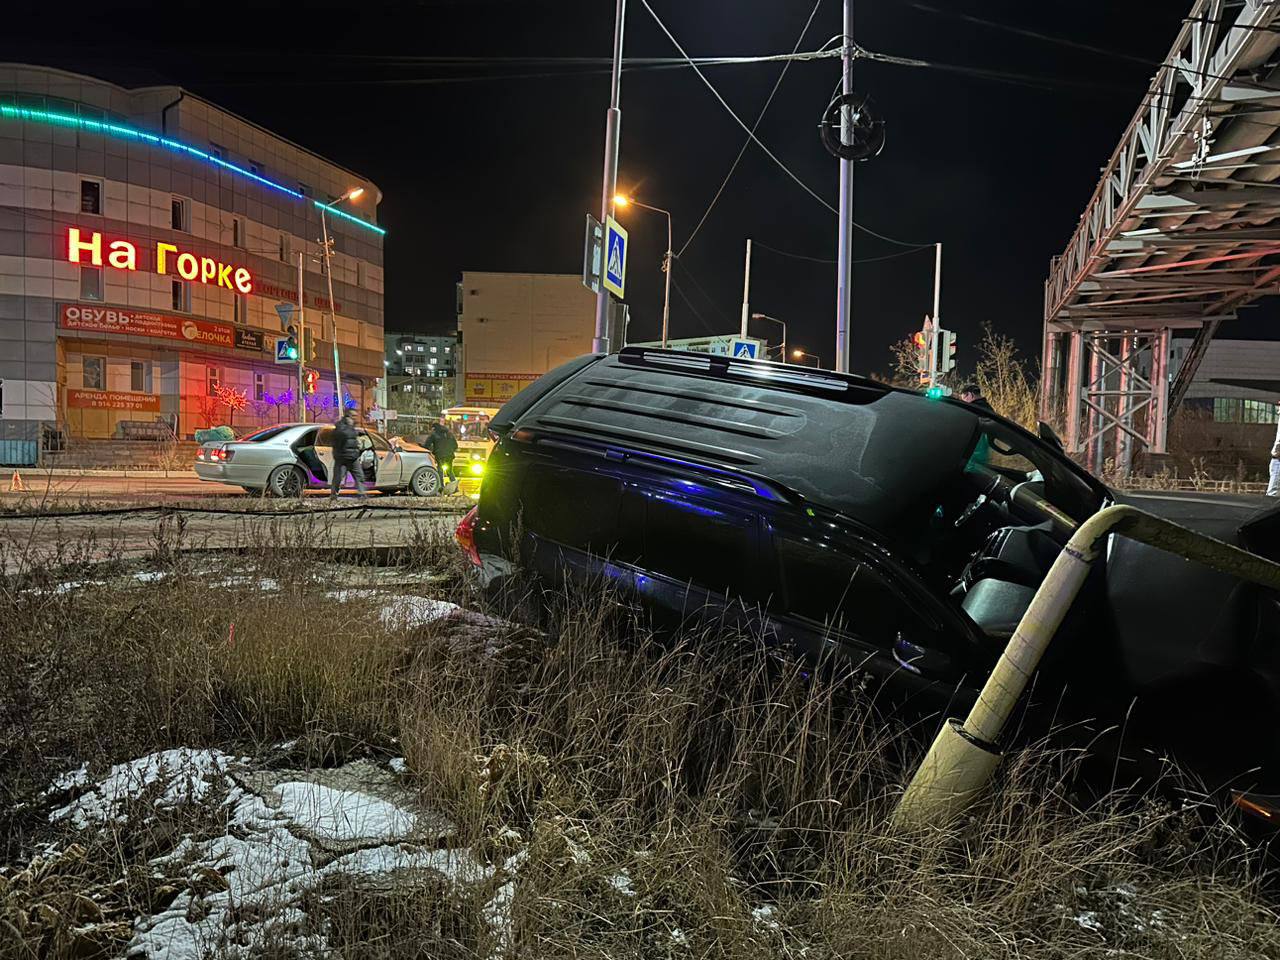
[456,506,482,567]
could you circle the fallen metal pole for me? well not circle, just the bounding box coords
[893,502,1280,830]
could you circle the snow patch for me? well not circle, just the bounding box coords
[327,589,460,629]
[272,781,417,845]
[51,749,239,829]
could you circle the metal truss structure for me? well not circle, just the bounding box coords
[1042,0,1280,473]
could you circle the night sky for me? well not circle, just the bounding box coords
[3,0,1216,373]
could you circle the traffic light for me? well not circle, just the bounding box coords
[304,369,318,395]
[303,328,317,362]
[284,325,300,362]
[937,328,958,373]
[913,321,932,385]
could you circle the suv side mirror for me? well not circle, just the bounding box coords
[1037,421,1065,452]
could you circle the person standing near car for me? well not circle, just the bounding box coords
[960,383,994,413]
[329,411,368,500]
[426,418,459,490]
[1268,404,1280,497]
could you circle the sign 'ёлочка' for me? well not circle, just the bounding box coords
[65,227,254,294]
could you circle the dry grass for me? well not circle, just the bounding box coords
[1,523,1278,958]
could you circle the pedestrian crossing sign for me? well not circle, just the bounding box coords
[603,215,628,298]
[730,338,759,359]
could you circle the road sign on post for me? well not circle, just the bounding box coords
[603,215,628,298]
[583,214,603,293]
[274,302,296,331]
[729,338,759,360]
[274,337,297,364]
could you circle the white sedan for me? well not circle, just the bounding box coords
[194,422,442,497]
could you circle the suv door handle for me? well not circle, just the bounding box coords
[893,634,952,677]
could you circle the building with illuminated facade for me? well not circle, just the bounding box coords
[0,64,385,458]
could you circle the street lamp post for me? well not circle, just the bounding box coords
[613,194,673,348]
[319,186,364,411]
[750,312,786,362]
[792,349,820,368]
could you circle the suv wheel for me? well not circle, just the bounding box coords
[267,465,305,498]
[409,466,441,497]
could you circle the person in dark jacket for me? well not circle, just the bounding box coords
[959,383,995,412]
[426,420,459,487]
[329,412,368,499]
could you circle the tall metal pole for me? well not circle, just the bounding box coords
[739,238,752,338]
[661,211,672,348]
[834,0,854,373]
[297,251,306,423]
[320,204,345,410]
[932,242,942,325]
[593,0,626,354]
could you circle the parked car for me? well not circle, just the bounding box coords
[458,347,1280,819]
[195,422,442,497]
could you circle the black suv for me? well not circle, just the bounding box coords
[460,348,1280,804]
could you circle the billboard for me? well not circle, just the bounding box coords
[67,389,161,412]
[59,304,235,349]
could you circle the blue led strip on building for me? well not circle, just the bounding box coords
[0,103,387,237]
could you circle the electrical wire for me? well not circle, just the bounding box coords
[677,0,826,258]
[674,260,734,328]
[903,1,1157,67]
[752,239,935,265]
[668,272,715,334]
[640,0,931,249]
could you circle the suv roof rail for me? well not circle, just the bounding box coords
[616,346,890,402]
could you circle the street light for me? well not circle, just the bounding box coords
[319,186,365,410]
[792,348,821,368]
[750,312,787,362]
[613,193,673,349]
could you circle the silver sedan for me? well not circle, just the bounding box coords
[194,422,443,497]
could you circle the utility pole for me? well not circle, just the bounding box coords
[932,242,942,326]
[739,238,752,338]
[319,204,344,409]
[834,0,854,374]
[297,251,306,423]
[593,0,626,354]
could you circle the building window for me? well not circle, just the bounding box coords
[79,266,102,301]
[249,161,263,177]
[83,356,105,391]
[80,179,102,214]
[279,233,290,263]
[1213,398,1242,423]
[254,372,265,401]
[298,181,310,197]
[171,197,188,231]
[130,360,152,393]
[207,366,221,397]
[357,262,368,287]
[233,294,246,325]
[209,141,227,161]
[1243,399,1278,424]
[172,279,189,312]
[430,346,438,353]
[232,217,244,249]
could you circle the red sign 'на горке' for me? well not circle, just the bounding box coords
[59,304,235,348]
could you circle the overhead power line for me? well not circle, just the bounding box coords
[753,239,935,264]
[677,0,826,258]
[640,0,930,249]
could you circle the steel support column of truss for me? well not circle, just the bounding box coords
[1064,330,1170,472]
[1041,0,1280,474]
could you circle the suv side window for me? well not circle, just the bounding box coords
[776,534,933,650]
[638,491,756,596]
[525,467,623,558]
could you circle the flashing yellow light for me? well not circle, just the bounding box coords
[613,194,630,207]
[346,187,365,202]
[469,461,485,476]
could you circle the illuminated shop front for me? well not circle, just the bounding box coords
[0,64,386,450]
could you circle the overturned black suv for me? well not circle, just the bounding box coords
[460,348,1280,809]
